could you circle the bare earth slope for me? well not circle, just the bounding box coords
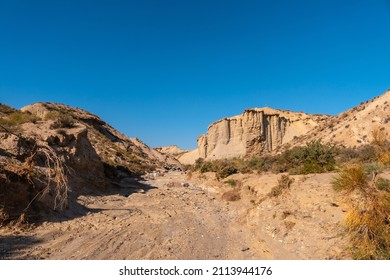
[283,90,390,150]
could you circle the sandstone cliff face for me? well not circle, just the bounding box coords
[198,107,329,160]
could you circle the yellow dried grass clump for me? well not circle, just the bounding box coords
[345,193,390,259]
[333,164,390,259]
[378,151,390,166]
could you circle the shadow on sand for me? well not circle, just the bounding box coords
[32,179,157,223]
[0,235,42,260]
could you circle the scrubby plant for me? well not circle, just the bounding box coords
[0,111,40,127]
[333,164,390,259]
[269,175,294,198]
[225,179,238,187]
[200,161,215,173]
[278,140,336,174]
[378,150,390,166]
[46,111,76,129]
[332,165,368,194]
[371,127,387,147]
[216,165,238,179]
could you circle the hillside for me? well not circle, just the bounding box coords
[279,90,390,152]
[0,102,180,223]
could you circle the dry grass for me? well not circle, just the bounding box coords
[378,150,390,166]
[371,127,387,147]
[345,193,390,259]
[333,164,390,259]
[332,165,369,194]
[268,175,294,198]
[0,134,69,223]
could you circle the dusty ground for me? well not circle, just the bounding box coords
[0,172,272,260]
[0,169,367,260]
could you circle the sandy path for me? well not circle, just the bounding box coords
[0,172,271,260]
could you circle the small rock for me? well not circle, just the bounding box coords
[240,246,250,252]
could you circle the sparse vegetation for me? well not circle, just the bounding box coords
[269,175,294,198]
[225,179,238,187]
[376,178,390,192]
[0,134,69,224]
[45,111,76,129]
[193,140,336,177]
[0,110,40,129]
[333,164,390,259]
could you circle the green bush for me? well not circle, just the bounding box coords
[376,178,390,192]
[200,162,215,173]
[216,165,238,179]
[277,140,336,174]
[225,179,238,187]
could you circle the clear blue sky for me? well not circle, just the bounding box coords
[1,0,389,149]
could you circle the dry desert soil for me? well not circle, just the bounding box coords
[0,170,358,260]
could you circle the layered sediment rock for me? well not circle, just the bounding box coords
[198,107,329,160]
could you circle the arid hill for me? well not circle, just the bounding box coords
[278,90,390,152]
[0,102,180,223]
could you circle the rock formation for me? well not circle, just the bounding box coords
[197,107,329,160]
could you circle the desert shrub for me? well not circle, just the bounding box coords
[363,162,385,177]
[378,150,390,166]
[216,165,238,179]
[194,158,238,179]
[276,140,336,174]
[0,111,40,127]
[200,161,215,173]
[376,178,390,192]
[247,156,276,172]
[371,127,387,147]
[269,175,294,197]
[333,164,390,259]
[336,143,389,166]
[225,179,238,187]
[344,193,390,259]
[46,111,76,129]
[332,165,369,194]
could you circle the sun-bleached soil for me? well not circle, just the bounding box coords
[0,172,271,260]
[0,169,360,260]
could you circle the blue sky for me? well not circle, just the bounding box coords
[0,0,389,149]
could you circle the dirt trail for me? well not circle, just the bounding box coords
[0,172,272,260]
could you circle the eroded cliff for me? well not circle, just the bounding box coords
[198,107,329,160]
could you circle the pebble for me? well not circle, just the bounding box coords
[240,246,250,252]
